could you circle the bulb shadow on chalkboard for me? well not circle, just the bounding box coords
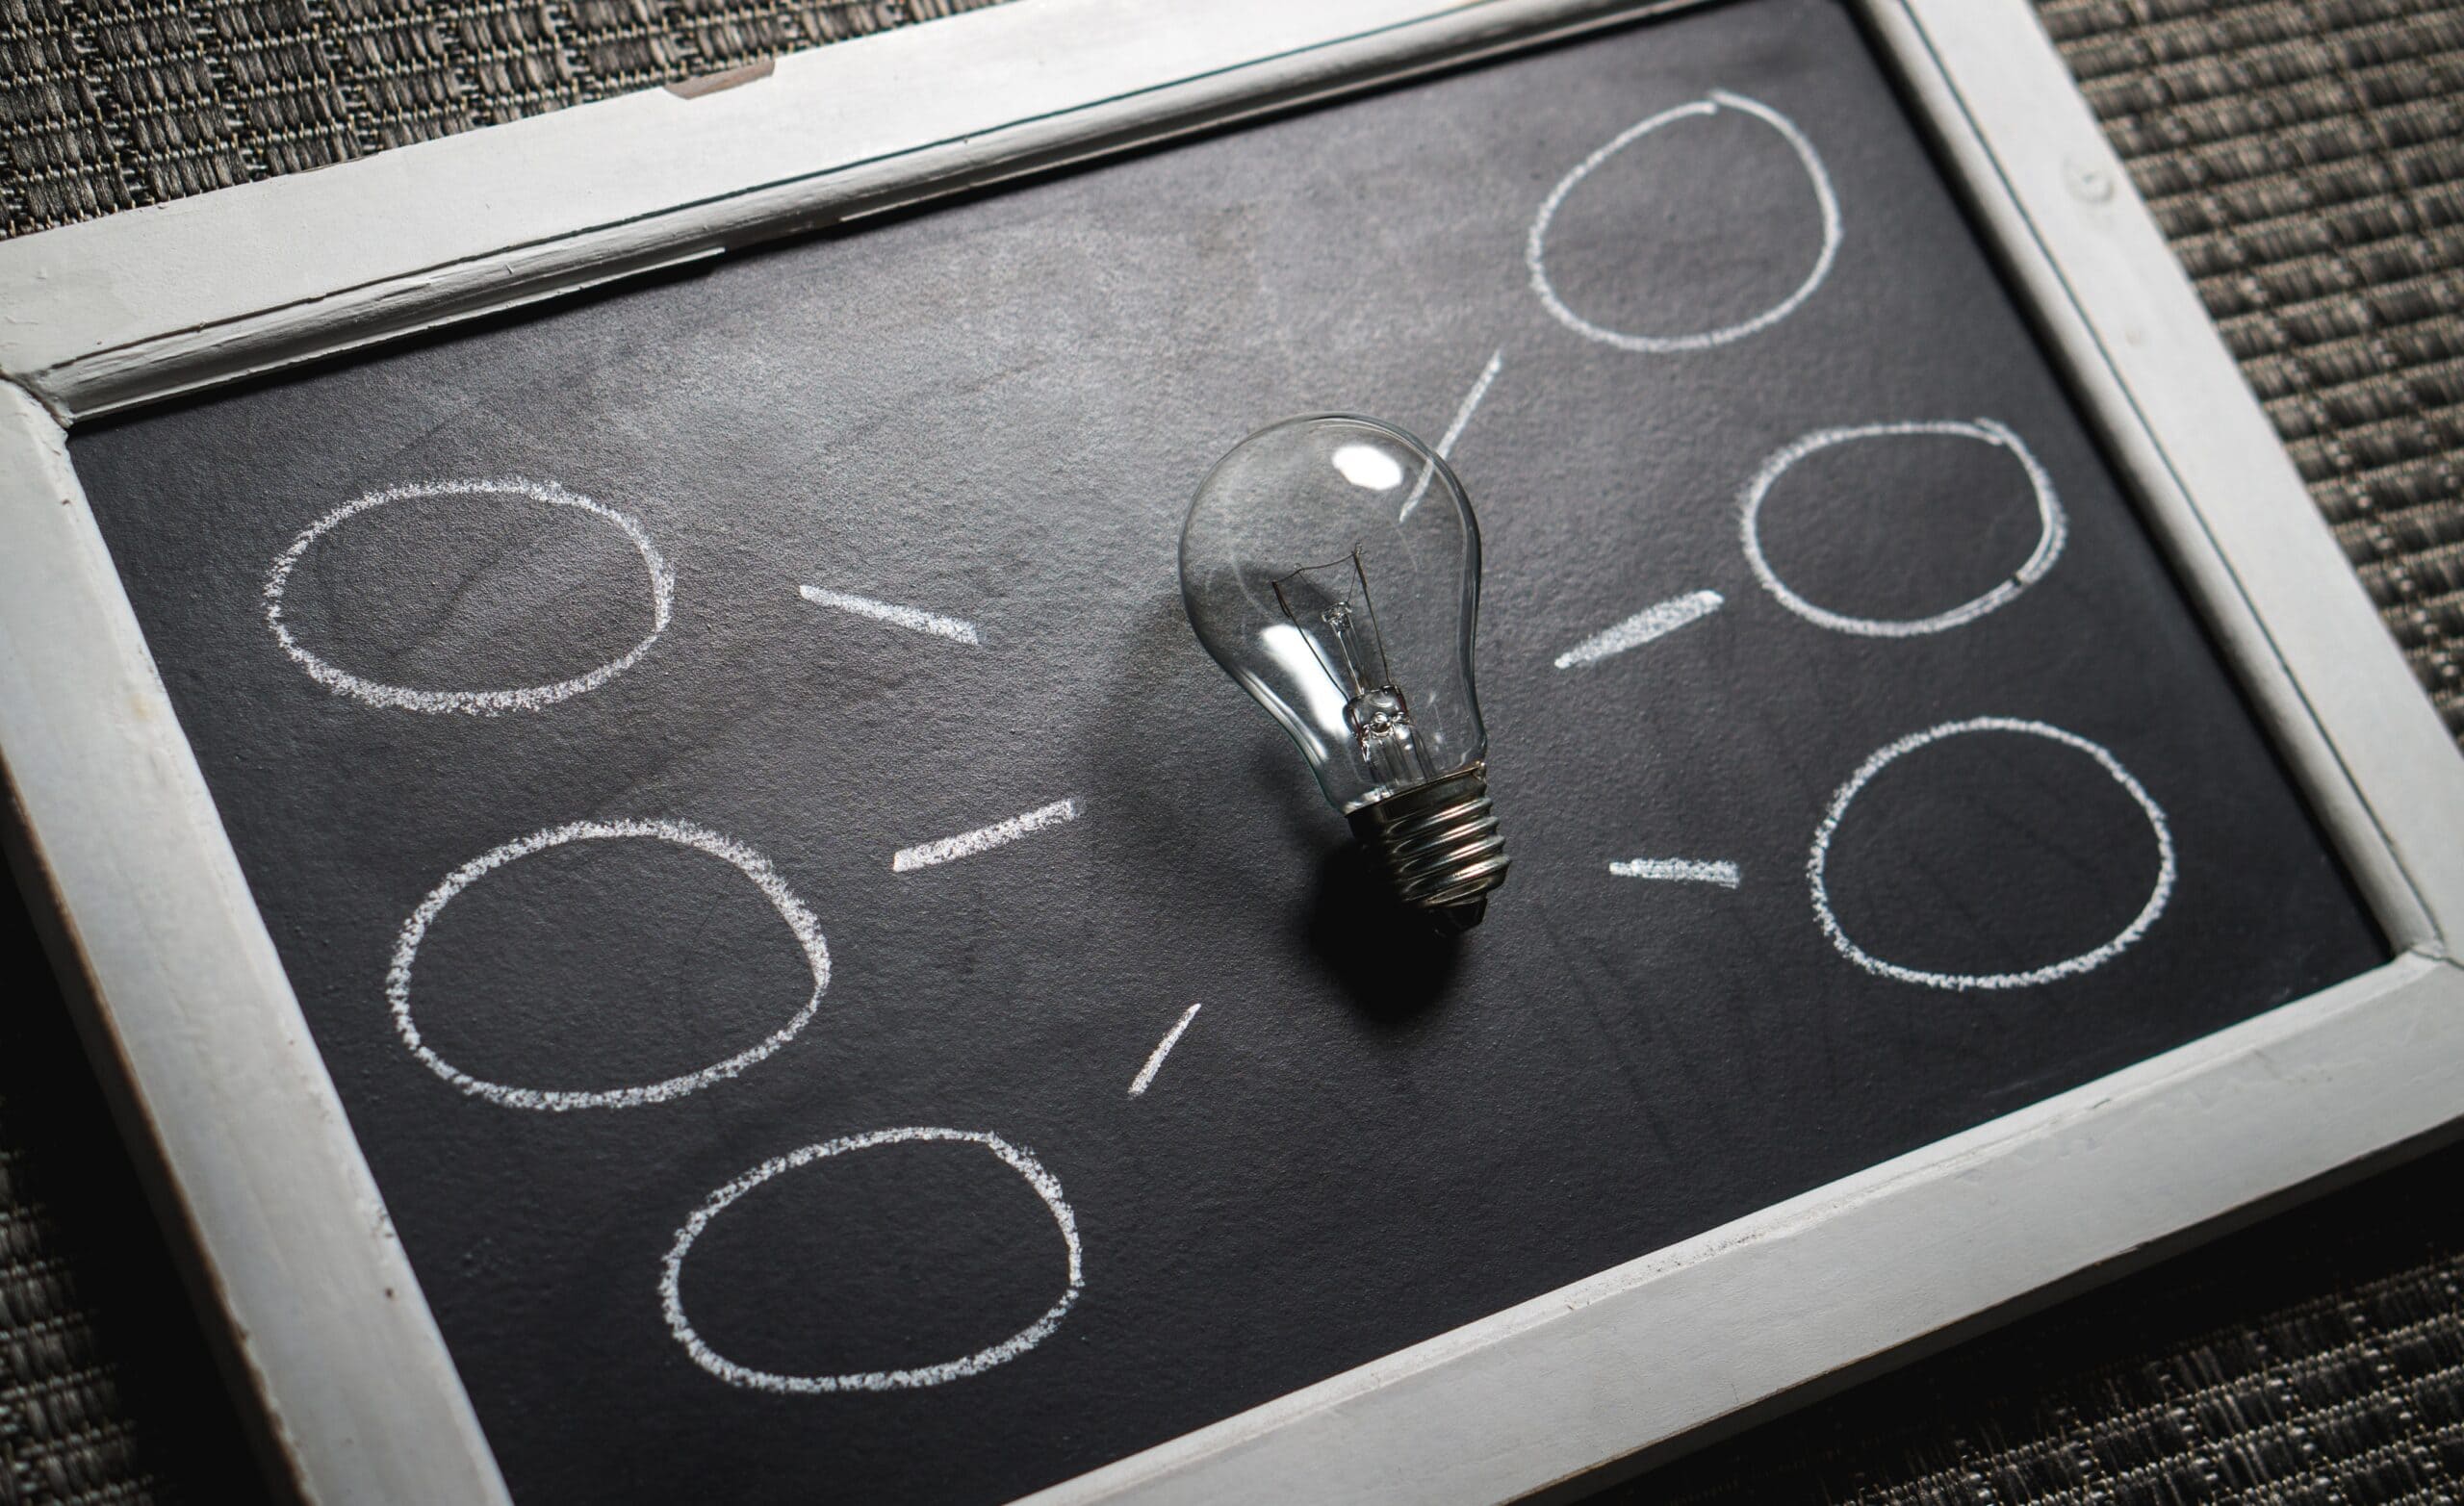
[1077,590,1458,1024]
[1303,840,1463,1025]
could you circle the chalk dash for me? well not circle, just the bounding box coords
[800,584,982,646]
[893,798,1080,872]
[1129,1004,1203,1099]
[1609,858,1741,888]
[1555,590,1723,670]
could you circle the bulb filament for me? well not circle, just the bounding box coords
[1272,549,1434,789]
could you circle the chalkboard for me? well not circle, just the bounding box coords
[65,0,2383,1499]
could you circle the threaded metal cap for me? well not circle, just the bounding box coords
[1347,764,1509,930]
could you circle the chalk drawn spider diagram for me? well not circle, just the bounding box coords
[256,88,2172,1400]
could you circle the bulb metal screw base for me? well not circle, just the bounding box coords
[1347,764,1510,931]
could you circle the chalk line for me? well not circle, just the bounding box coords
[798,584,982,646]
[1528,89,1841,353]
[1399,348,1504,523]
[660,1127,1082,1393]
[1808,717,2174,991]
[1554,589,1724,669]
[1438,350,1504,460]
[893,798,1080,872]
[387,818,829,1110]
[1739,418,2066,638]
[1609,858,1741,888]
[1128,1004,1202,1098]
[264,477,674,714]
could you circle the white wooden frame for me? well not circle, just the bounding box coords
[2,0,2459,1501]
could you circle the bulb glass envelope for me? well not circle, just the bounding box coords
[1181,414,1488,813]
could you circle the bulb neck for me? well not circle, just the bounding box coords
[1347,764,1509,931]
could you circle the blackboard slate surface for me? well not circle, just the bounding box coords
[66,0,2384,1500]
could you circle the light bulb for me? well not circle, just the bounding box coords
[1180,414,1509,930]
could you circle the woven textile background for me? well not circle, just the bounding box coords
[2045,0,2464,744]
[2,1,2462,1502]
[0,0,1003,231]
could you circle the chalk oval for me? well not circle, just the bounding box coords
[660,1128,1084,1393]
[1527,89,1841,353]
[1741,420,2066,637]
[264,477,674,713]
[1809,717,2175,991]
[387,819,829,1110]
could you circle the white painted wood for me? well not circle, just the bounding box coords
[0,380,513,1506]
[1024,951,2464,1505]
[0,0,2458,1500]
[0,0,1700,421]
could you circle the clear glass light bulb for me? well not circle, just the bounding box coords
[1180,414,1509,929]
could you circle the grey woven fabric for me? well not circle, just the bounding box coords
[0,0,1002,235]
[0,1106,160,1506]
[0,1,2460,1503]
[2046,0,2464,743]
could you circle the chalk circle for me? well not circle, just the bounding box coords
[1527,89,1842,353]
[1741,419,2066,637]
[387,818,829,1110]
[1809,717,2175,991]
[660,1128,1084,1393]
[264,477,674,713]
